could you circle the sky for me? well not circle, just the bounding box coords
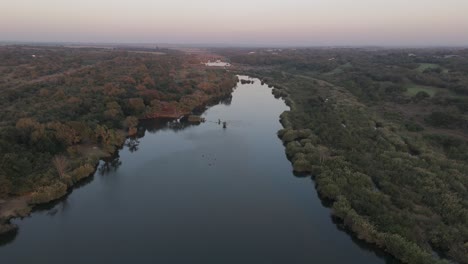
[1,0,468,46]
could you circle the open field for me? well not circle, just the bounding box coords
[416,63,440,72]
[405,84,446,97]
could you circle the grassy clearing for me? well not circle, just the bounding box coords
[405,84,467,99]
[416,63,440,72]
[405,84,446,97]
[325,62,352,75]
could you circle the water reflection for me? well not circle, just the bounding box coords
[139,118,201,134]
[0,229,17,247]
[33,194,72,214]
[45,199,70,216]
[219,95,232,106]
[0,76,398,264]
[331,216,400,264]
[98,155,122,176]
[125,138,140,153]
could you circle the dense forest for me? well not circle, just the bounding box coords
[3,45,468,263]
[219,48,468,264]
[0,46,237,233]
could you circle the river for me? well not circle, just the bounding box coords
[0,76,397,263]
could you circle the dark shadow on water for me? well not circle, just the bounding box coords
[0,115,199,245]
[99,154,122,176]
[125,138,140,153]
[219,95,233,106]
[0,174,94,245]
[280,134,400,264]
[308,179,402,264]
[1,94,234,245]
[292,170,311,178]
[139,118,202,135]
[32,175,96,214]
[191,93,234,115]
[138,93,233,137]
[138,118,180,134]
[331,216,401,264]
[0,78,404,263]
[0,228,18,247]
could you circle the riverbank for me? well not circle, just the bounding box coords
[0,196,30,234]
[1,74,393,264]
[0,79,237,236]
[246,70,451,264]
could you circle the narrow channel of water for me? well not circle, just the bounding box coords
[0,76,397,263]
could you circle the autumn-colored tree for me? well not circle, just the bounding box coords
[30,125,46,143]
[16,118,40,144]
[143,76,156,87]
[123,116,139,129]
[95,125,109,144]
[39,88,50,97]
[67,96,82,104]
[128,98,146,114]
[47,122,80,146]
[53,88,66,99]
[104,83,125,96]
[104,108,121,120]
[121,76,136,85]
[67,121,92,142]
[136,84,146,91]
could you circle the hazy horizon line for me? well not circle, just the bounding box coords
[1,40,468,49]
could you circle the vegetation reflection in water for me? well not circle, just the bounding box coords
[0,77,396,264]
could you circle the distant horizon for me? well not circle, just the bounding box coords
[1,40,468,49]
[2,0,468,47]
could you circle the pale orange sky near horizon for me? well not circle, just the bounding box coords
[1,0,468,46]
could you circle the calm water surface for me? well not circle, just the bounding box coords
[0,76,396,263]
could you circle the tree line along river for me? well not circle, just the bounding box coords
[0,76,397,264]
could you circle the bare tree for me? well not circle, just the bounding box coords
[318,146,330,164]
[53,156,68,179]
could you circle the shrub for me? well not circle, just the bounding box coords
[70,164,95,183]
[30,182,67,204]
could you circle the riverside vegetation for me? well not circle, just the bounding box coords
[2,45,468,264]
[219,48,468,264]
[0,46,237,233]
